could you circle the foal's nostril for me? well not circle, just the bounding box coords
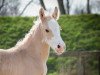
[57,45,60,48]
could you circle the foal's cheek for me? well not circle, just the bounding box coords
[46,32,54,40]
[46,35,52,40]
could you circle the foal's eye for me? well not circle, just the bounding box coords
[45,29,49,33]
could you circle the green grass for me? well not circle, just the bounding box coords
[0,17,34,48]
[58,14,100,51]
[0,14,100,50]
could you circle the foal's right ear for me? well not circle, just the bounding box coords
[52,7,59,20]
[39,7,45,21]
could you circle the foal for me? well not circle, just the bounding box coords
[0,7,66,75]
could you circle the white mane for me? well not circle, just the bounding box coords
[15,18,41,47]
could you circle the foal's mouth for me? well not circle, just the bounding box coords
[55,48,65,55]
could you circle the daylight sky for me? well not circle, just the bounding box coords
[19,0,58,16]
[19,0,100,16]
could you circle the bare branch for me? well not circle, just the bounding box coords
[0,0,5,11]
[19,0,33,16]
[39,0,46,10]
[57,0,66,14]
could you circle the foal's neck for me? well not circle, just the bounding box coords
[18,24,50,62]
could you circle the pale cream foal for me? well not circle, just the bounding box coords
[0,7,66,75]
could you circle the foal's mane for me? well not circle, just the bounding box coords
[15,12,51,47]
[15,18,41,47]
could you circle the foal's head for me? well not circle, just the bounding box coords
[39,7,66,55]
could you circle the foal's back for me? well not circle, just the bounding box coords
[0,48,25,75]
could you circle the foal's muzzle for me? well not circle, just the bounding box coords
[55,44,66,55]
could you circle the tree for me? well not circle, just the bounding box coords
[0,0,5,11]
[66,0,70,14]
[19,0,33,16]
[87,0,91,14]
[39,0,46,10]
[0,0,19,16]
[19,0,46,16]
[57,0,66,14]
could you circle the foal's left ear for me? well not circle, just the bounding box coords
[52,7,59,20]
[39,7,45,21]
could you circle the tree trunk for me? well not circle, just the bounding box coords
[0,0,5,11]
[87,0,91,14]
[57,0,66,14]
[66,0,70,14]
[39,0,46,10]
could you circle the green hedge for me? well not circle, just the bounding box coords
[59,14,100,51]
[0,14,100,51]
[0,17,33,48]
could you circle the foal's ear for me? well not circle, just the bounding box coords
[39,7,45,21]
[52,7,59,20]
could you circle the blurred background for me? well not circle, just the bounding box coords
[0,0,100,16]
[0,0,100,75]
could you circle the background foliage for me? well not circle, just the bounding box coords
[0,14,100,50]
[0,15,100,75]
[59,14,100,51]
